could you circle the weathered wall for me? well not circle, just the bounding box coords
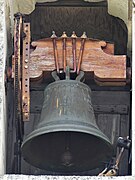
[108,0,132,56]
[0,0,7,175]
[132,0,135,176]
[12,0,105,14]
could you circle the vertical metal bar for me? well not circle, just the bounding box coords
[63,38,66,72]
[65,66,70,80]
[14,13,23,174]
[77,32,87,74]
[51,31,59,73]
[22,23,30,121]
[71,31,77,72]
[61,32,67,72]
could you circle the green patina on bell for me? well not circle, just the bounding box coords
[21,72,113,173]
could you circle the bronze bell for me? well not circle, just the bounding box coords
[21,73,113,173]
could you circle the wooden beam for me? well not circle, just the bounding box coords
[29,37,126,86]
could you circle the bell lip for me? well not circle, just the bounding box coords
[21,124,113,152]
[22,125,113,172]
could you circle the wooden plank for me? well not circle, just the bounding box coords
[30,103,128,115]
[29,38,126,85]
[102,42,114,55]
[94,105,128,115]
[91,91,130,105]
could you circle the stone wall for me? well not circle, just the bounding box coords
[132,0,135,176]
[0,0,7,176]
[108,0,132,56]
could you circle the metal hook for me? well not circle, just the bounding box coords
[76,71,85,82]
[51,71,60,81]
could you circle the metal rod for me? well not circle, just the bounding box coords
[52,71,60,81]
[76,71,85,81]
[14,13,23,174]
[61,32,67,72]
[51,31,59,73]
[115,147,125,167]
[63,38,66,72]
[77,32,87,74]
[71,31,77,72]
[66,66,70,80]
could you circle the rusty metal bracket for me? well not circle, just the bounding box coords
[22,23,30,121]
[77,32,87,74]
[61,32,67,72]
[71,31,77,72]
[51,31,60,73]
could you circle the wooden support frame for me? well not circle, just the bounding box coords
[30,36,127,85]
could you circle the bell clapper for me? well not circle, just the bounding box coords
[61,148,73,167]
[61,133,73,167]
